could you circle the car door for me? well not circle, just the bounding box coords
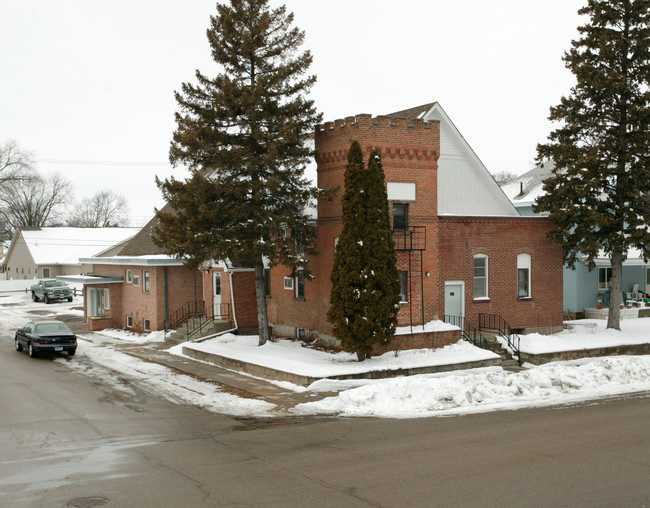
[17,323,33,347]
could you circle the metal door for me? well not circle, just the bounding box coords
[444,282,464,317]
[213,272,222,318]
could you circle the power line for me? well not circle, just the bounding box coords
[35,158,173,167]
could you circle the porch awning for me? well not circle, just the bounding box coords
[57,275,124,285]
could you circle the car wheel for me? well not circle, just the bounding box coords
[67,297,73,302]
[44,294,50,304]
[68,349,76,357]
[15,338,23,352]
[28,343,37,358]
[32,292,38,302]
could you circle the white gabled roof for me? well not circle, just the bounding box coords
[19,227,140,265]
[502,161,555,209]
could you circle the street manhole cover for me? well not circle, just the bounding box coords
[67,497,109,508]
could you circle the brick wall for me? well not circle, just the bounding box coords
[87,264,201,332]
[437,217,564,331]
[372,329,461,356]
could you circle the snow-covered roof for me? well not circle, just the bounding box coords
[19,227,140,265]
[80,254,186,266]
[501,161,555,208]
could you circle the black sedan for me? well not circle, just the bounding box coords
[15,320,77,358]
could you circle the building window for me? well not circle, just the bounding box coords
[517,253,532,298]
[598,267,612,290]
[126,269,132,283]
[393,203,408,232]
[399,271,409,302]
[87,287,109,317]
[284,276,294,290]
[143,270,150,292]
[473,254,488,299]
[295,269,305,298]
[144,319,151,331]
[646,267,650,286]
[133,274,140,287]
[126,315,133,328]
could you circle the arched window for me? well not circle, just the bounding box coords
[517,253,531,298]
[473,254,488,299]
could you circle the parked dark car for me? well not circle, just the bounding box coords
[15,320,77,358]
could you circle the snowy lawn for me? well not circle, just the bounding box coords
[177,332,498,377]
[515,318,650,354]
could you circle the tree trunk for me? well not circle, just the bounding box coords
[254,256,270,345]
[607,249,623,330]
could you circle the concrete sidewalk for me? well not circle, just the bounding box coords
[116,343,340,412]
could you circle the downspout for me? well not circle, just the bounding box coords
[164,266,169,329]
[229,270,238,331]
[194,269,238,342]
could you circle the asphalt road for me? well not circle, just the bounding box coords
[1,336,649,508]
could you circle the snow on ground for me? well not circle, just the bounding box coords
[180,332,498,377]
[2,281,649,419]
[291,357,650,418]
[65,336,275,417]
[515,319,650,353]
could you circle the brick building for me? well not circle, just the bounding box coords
[68,102,564,343]
[266,103,564,341]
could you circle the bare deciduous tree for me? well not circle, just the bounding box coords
[67,190,129,227]
[0,140,34,186]
[0,173,72,235]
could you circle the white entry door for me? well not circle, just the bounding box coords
[444,282,464,317]
[213,272,222,318]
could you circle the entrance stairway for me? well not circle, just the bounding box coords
[165,318,234,345]
[480,331,523,371]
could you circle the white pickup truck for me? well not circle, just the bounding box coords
[30,280,74,304]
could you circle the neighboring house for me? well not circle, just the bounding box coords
[70,208,259,334]
[2,227,140,280]
[266,102,564,341]
[502,163,649,315]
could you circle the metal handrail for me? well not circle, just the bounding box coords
[478,313,521,357]
[444,314,487,347]
[393,226,426,251]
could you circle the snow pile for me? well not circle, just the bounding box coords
[179,334,498,377]
[292,356,650,418]
[96,328,165,344]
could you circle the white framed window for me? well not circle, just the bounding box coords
[126,269,132,283]
[517,253,532,298]
[399,271,409,302]
[87,287,109,317]
[133,274,140,287]
[126,315,133,328]
[295,270,305,298]
[598,267,612,290]
[144,319,151,331]
[473,254,488,299]
[284,276,294,290]
[143,270,150,292]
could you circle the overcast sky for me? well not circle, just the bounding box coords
[0,0,585,226]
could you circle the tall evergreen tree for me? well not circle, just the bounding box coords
[328,142,401,361]
[535,0,650,329]
[154,0,322,345]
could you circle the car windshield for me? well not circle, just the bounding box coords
[34,322,73,334]
[44,281,65,287]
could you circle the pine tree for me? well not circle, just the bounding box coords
[535,0,650,330]
[327,142,401,361]
[155,0,322,345]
